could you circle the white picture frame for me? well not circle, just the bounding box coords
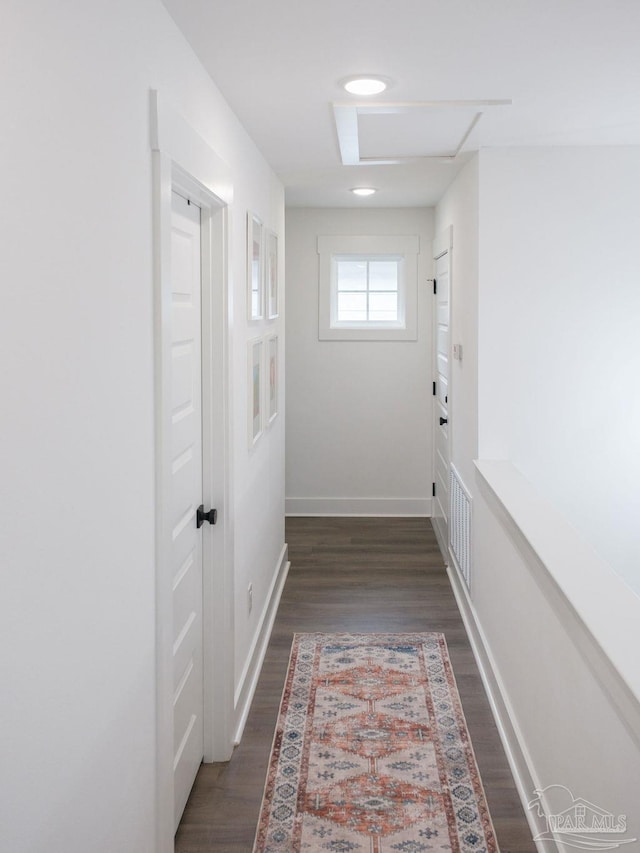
[248,338,263,447]
[247,212,264,320]
[266,230,279,319]
[266,334,278,425]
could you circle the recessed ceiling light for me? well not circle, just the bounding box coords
[351,187,377,197]
[343,76,388,96]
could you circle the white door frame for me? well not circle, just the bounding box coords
[432,226,453,561]
[151,91,235,853]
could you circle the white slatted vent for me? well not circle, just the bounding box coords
[450,465,472,589]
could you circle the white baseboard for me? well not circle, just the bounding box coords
[447,559,551,853]
[285,497,431,517]
[233,544,290,746]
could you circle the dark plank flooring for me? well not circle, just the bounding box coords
[175,517,536,853]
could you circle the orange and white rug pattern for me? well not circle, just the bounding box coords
[253,633,498,853]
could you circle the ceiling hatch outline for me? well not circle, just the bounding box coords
[333,99,512,165]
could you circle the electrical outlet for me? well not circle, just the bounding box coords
[247,583,253,614]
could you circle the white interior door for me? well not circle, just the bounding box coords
[432,238,451,557]
[170,190,204,830]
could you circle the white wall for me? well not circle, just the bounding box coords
[435,146,640,843]
[478,146,640,595]
[0,2,283,851]
[232,171,286,689]
[285,207,433,516]
[435,157,479,489]
[471,471,640,841]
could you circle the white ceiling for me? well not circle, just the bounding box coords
[162,0,640,207]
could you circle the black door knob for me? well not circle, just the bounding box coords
[439,417,448,426]
[196,505,218,528]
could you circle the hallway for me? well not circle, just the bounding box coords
[5,6,640,850]
[175,517,536,852]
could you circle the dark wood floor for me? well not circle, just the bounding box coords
[175,517,536,853]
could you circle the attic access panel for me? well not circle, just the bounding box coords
[333,100,511,165]
[358,107,478,159]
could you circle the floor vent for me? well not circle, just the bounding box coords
[450,465,471,589]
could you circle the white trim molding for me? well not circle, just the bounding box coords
[151,90,233,205]
[233,545,290,745]
[285,497,431,517]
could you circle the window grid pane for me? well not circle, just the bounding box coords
[368,261,399,291]
[336,261,367,291]
[337,292,367,316]
[336,259,399,323]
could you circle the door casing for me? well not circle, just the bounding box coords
[432,226,453,561]
[151,91,234,853]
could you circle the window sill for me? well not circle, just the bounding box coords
[319,326,417,342]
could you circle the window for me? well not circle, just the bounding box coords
[318,235,419,341]
[335,257,401,324]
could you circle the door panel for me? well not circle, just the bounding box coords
[436,325,449,358]
[437,375,448,408]
[170,191,204,831]
[437,352,448,378]
[435,424,448,464]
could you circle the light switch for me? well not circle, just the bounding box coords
[453,343,463,361]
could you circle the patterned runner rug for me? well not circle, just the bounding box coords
[253,633,498,853]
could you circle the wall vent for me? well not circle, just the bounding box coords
[450,465,472,589]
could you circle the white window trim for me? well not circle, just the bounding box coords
[318,235,420,341]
